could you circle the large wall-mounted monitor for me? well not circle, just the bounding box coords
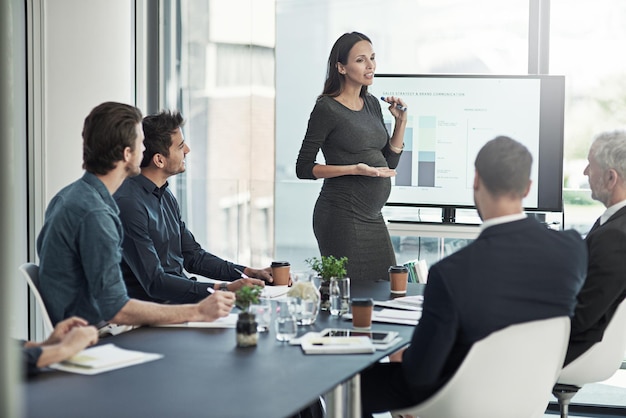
[369,74,565,214]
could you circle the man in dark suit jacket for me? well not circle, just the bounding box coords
[564,130,626,365]
[360,136,588,416]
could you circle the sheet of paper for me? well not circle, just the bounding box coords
[374,300,422,311]
[261,285,290,299]
[155,313,238,328]
[50,343,163,375]
[376,308,421,322]
[344,309,420,326]
[374,295,423,311]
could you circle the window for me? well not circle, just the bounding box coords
[275,0,529,270]
[552,0,626,236]
[164,0,276,267]
[550,0,626,409]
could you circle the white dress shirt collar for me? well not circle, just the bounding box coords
[600,199,626,225]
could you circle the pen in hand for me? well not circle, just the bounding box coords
[380,96,407,112]
[234,267,250,279]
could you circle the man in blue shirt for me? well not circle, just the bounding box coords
[114,110,271,304]
[37,102,235,326]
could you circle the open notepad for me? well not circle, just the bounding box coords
[50,343,163,375]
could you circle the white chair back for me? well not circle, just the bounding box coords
[19,263,54,335]
[392,316,570,418]
[558,298,626,386]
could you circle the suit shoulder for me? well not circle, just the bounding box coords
[560,228,583,241]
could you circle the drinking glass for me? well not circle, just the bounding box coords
[248,298,272,332]
[275,298,297,342]
[289,272,321,325]
[330,277,350,317]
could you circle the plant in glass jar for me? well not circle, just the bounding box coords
[304,255,348,311]
[287,275,321,325]
[235,285,263,347]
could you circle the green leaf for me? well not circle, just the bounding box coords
[235,285,263,311]
[304,255,348,280]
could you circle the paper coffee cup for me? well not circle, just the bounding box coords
[271,261,290,286]
[389,265,409,294]
[351,298,374,329]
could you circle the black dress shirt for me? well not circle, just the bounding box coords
[114,175,245,303]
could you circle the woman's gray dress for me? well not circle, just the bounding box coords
[296,94,402,281]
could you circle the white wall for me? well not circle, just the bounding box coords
[40,0,135,202]
[23,0,137,340]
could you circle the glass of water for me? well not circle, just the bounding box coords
[275,298,297,342]
[248,298,272,332]
[330,277,350,317]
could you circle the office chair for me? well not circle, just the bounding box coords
[391,316,570,418]
[552,298,626,418]
[19,262,54,336]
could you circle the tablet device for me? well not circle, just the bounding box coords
[319,328,398,344]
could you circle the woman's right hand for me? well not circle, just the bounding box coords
[355,163,396,178]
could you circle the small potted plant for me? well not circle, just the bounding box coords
[235,285,263,347]
[305,255,348,311]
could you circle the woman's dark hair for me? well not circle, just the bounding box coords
[321,32,372,98]
[140,110,185,168]
[82,102,143,175]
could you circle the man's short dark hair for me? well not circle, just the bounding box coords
[141,110,185,168]
[82,102,143,175]
[475,136,532,197]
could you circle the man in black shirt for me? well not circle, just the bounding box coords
[114,110,271,304]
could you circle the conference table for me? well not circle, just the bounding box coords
[24,281,424,418]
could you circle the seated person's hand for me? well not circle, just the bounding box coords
[244,267,273,283]
[45,316,90,345]
[388,346,407,363]
[32,318,99,368]
[61,326,99,355]
[225,278,265,291]
[199,290,236,321]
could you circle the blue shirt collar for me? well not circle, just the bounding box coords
[81,172,119,215]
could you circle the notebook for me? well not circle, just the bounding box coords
[300,336,376,355]
[50,343,163,375]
